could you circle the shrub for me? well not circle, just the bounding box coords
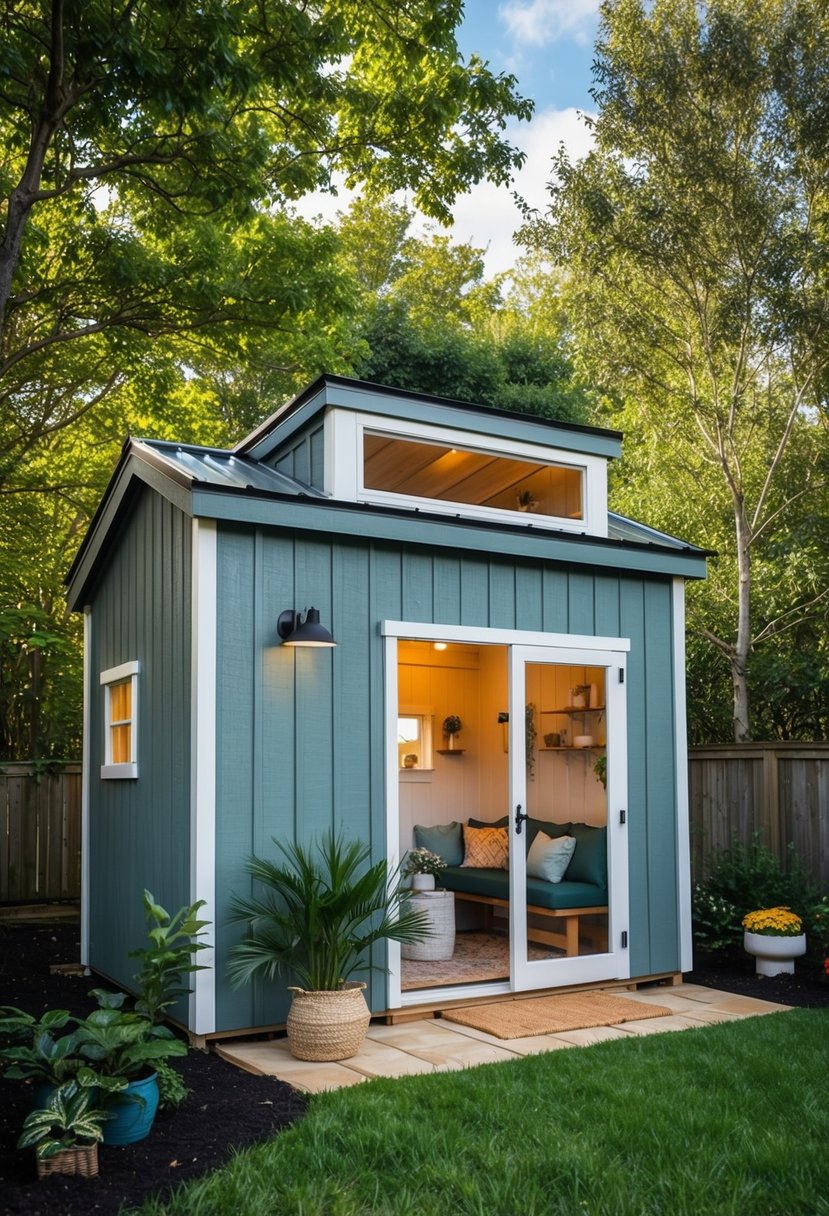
[693,835,819,951]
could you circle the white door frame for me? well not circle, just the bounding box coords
[382,621,631,1010]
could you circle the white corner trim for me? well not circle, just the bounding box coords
[673,578,693,972]
[190,518,218,1036]
[81,608,92,969]
[384,635,403,1011]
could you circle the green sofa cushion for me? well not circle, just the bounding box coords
[413,821,464,867]
[565,823,608,887]
[441,866,606,910]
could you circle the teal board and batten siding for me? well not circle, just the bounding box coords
[86,487,193,996]
[270,421,326,490]
[214,523,680,1032]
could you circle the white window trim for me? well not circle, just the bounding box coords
[325,410,609,538]
[398,704,434,772]
[100,660,140,779]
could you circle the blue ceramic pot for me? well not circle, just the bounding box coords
[102,1072,159,1146]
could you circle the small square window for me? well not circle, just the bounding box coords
[100,661,139,779]
[398,710,433,769]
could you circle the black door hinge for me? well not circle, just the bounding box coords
[621,930,628,948]
[619,809,626,825]
[619,668,625,683]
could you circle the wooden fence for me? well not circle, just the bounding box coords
[2,747,827,903]
[689,743,829,887]
[0,763,82,903]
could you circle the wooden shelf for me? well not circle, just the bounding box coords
[541,706,606,715]
[539,746,605,752]
[435,748,466,755]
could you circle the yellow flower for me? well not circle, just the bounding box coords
[742,906,803,937]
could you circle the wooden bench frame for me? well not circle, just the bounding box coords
[452,891,608,957]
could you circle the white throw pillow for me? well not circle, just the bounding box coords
[526,832,576,883]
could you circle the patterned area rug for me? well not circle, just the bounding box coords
[401,931,558,990]
[441,991,673,1038]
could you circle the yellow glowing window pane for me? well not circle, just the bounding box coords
[110,680,131,724]
[111,723,132,764]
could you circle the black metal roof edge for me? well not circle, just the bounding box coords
[191,480,713,561]
[234,372,625,454]
[64,437,197,588]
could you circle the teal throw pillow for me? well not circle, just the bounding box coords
[468,815,509,830]
[566,823,608,887]
[414,821,464,867]
[526,832,576,883]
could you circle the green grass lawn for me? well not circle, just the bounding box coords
[135,1008,828,1216]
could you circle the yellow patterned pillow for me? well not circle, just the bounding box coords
[460,824,509,869]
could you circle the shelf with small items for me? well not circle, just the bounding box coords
[541,706,606,716]
[435,748,466,755]
[539,745,605,752]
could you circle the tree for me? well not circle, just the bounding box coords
[525,0,829,741]
[338,197,590,420]
[0,2,533,759]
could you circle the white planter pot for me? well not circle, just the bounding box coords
[743,931,806,977]
[411,873,436,892]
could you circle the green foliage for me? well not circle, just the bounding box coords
[0,1007,83,1087]
[807,895,829,957]
[524,0,829,741]
[155,1060,192,1113]
[17,1081,109,1160]
[227,831,431,992]
[0,2,532,759]
[73,989,188,1081]
[130,890,210,1025]
[693,835,820,949]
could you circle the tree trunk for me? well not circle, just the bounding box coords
[732,498,753,742]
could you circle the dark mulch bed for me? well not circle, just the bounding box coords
[0,918,307,1216]
[1,918,827,1216]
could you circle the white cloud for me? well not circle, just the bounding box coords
[446,105,595,275]
[499,0,601,47]
[292,106,595,279]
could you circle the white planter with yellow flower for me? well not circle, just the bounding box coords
[742,907,806,976]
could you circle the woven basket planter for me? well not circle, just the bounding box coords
[37,1143,99,1180]
[286,981,371,1061]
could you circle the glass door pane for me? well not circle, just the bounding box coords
[509,645,630,990]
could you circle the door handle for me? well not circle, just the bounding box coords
[515,804,528,835]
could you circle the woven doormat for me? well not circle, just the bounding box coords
[441,991,672,1039]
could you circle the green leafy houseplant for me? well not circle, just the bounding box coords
[0,1007,85,1089]
[18,1082,109,1177]
[228,832,431,993]
[130,889,210,1024]
[403,848,447,880]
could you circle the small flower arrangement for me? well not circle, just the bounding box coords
[742,907,803,937]
[403,848,447,879]
[442,715,462,736]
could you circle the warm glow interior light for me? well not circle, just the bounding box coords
[433,642,447,651]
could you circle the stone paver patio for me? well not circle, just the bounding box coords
[216,983,792,1093]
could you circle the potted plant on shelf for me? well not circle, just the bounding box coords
[227,832,431,1062]
[18,1081,109,1180]
[442,714,462,749]
[570,684,591,709]
[403,847,447,892]
[742,906,806,976]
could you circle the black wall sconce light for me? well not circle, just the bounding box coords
[277,607,337,648]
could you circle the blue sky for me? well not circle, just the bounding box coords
[297,2,602,276]
[452,0,602,273]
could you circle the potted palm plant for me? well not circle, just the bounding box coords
[227,832,431,1061]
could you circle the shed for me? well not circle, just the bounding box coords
[66,375,708,1038]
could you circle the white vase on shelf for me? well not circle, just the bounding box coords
[411,873,436,892]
